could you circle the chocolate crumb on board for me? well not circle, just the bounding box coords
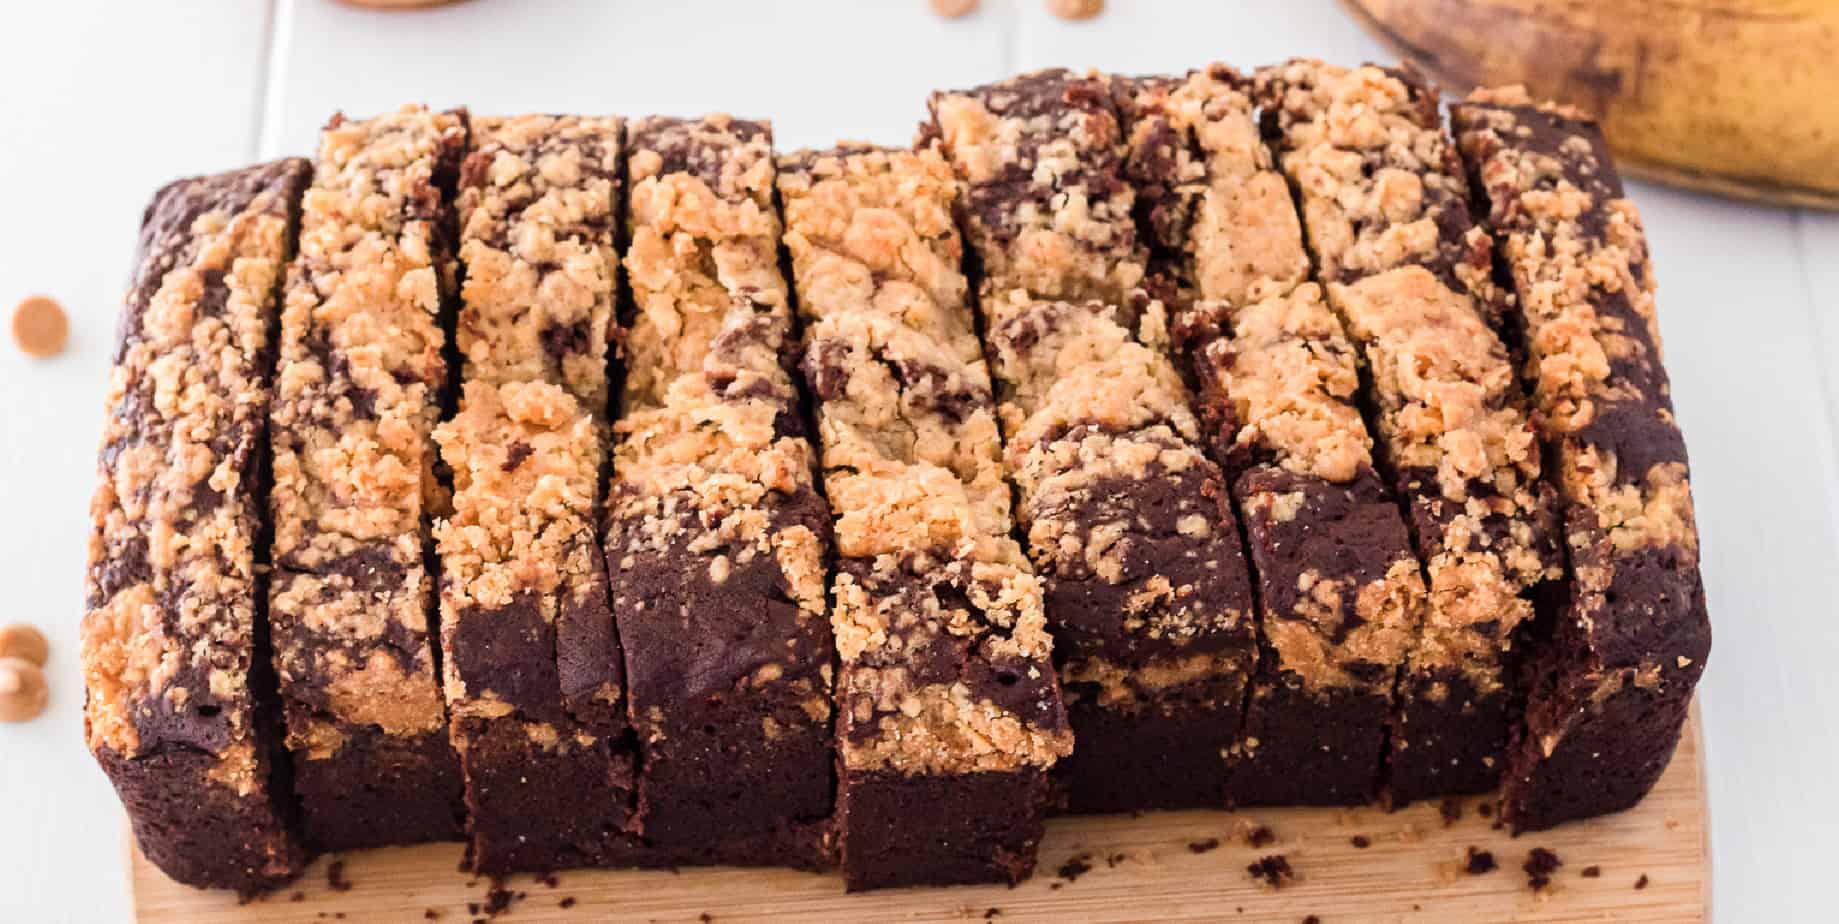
[1350,835,1371,849]
[1439,797,1464,826]
[1452,90,1710,834]
[424,911,440,921]
[985,909,1003,920]
[1465,847,1497,874]
[1247,854,1294,889]
[326,860,351,892]
[559,897,576,909]
[291,893,306,903]
[1635,874,1650,890]
[1189,838,1222,854]
[1303,916,1322,924]
[1057,853,1095,882]
[1245,824,1276,849]
[1524,847,1562,890]
[1581,865,1602,878]
[699,913,714,923]
[481,879,514,916]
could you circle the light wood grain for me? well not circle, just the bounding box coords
[134,712,1705,922]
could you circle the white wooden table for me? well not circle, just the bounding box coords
[2,2,1832,920]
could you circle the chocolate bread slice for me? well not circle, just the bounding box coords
[1257,61,1563,804]
[1115,67,1424,806]
[267,106,468,848]
[982,291,1257,812]
[1451,91,1711,831]
[930,71,1260,813]
[1184,286,1427,805]
[607,116,835,867]
[436,382,633,871]
[440,114,634,873]
[778,145,1072,889]
[82,159,312,893]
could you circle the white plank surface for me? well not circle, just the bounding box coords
[0,4,278,921]
[263,0,1014,157]
[2,1,1835,920]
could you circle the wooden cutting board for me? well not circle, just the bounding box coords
[132,710,1706,922]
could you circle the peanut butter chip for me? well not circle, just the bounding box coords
[931,0,979,16]
[11,296,67,358]
[333,0,462,8]
[0,624,47,667]
[1047,0,1103,20]
[0,657,47,723]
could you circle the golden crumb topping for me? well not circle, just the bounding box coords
[457,114,622,415]
[435,381,600,612]
[1196,284,1373,483]
[780,146,1014,555]
[83,162,306,767]
[1114,65,1309,305]
[983,293,1199,454]
[623,115,791,409]
[929,69,1146,305]
[1257,60,1495,308]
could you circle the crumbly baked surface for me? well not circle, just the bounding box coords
[1452,91,1710,831]
[779,144,1070,888]
[1257,61,1561,803]
[1112,65,1309,308]
[266,105,468,848]
[607,116,835,866]
[620,115,793,412]
[1256,60,1498,321]
[455,115,623,416]
[927,69,1146,307]
[83,159,312,893]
